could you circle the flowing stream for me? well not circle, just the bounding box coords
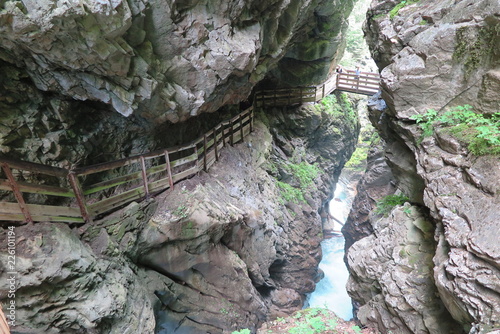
[306,173,358,320]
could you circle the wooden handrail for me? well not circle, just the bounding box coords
[254,69,380,107]
[0,107,255,224]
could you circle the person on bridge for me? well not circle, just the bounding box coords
[355,66,361,79]
[336,65,343,73]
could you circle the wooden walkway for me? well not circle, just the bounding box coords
[0,108,253,224]
[0,68,379,225]
[254,70,380,107]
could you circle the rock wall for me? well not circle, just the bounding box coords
[344,0,500,333]
[0,0,353,166]
[0,98,359,333]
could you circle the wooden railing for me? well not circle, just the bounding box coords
[336,69,380,96]
[0,107,254,224]
[254,70,380,107]
[0,68,379,225]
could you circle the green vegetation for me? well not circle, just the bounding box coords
[285,162,321,189]
[173,204,188,219]
[375,194,410,216]
[316,93,357,130]
[344,146,369,171]
[278,181,306,204]
[411,105,500,155]
[389,0,419,19]
[287,308,337,334]
[231,329,251,334]
[277,161,321,204]
[316,95,342,117]
[352,325,362,334]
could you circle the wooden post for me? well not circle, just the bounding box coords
[203,134,208,171]
[1,163,33,223]
[314,86,317,103]
[300,88,303,103]
[214,127,219,161]
[230,119,234,146]
[239,113,244,142]
[222,123,227,148]
[336,73,340,87]
[140,156,149,198]
[250,109,254,133]
[164,150,174,190]
[68,172,92,223]
[322,84,325,98]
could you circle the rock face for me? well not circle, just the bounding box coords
[0,98,359,333]
[344,0,500,333]
[0,0,353,166]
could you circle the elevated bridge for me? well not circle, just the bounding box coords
[254,69,380,107]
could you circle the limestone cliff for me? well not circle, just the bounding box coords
[0,0,354,166]
[344,0,500,333]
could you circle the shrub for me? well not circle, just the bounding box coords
[389,0,419,19]
[375,194,410,216]
[410,105,500,155]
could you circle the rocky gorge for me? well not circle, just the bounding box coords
[0,0,499,334]
[343,0,500,333]
[0,0,360,332]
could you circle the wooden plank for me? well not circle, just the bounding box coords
[0,202,81,217]
[0,157,68,177]
[82,171,142,195]
[170,152,198,168]
[68,172,92,223]
[165,151,174,190]
[0,203,84,223]
[0,202,21,214]
[0,213,25,222]
[29,215,85,223]
[147,177,171,194]
[1,163,32,223]
[172,166,199,183]
[28,203,82,217]
[203,134,207,171]
[74,156,140,176]
[0,179,75,197]
[89,186,145,216]
[140,156,149,198]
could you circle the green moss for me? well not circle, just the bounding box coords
[375,194,410,216]
[344,146,369,170]
[276,162,321,204]
[277,181,305,204]
[453,25,498,78]
[389,0,419,19]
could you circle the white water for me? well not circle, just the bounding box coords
[306,176,357,320]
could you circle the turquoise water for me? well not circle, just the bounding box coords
[306,237,353,320]
[306,177,355,320]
